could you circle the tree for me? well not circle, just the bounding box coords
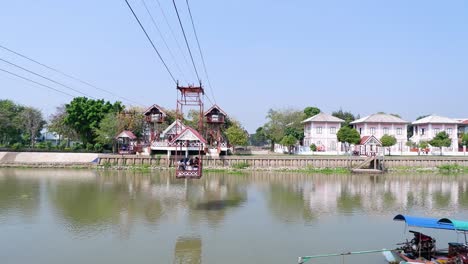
[263,108,304,150]
[48,105,77,146]
[303,106,321,118]
[280,135,297,154]
[94,113,119,151]
[250,127,269,146]
[429,131,452,156]
[380,134,397,156]
[0,99,24,145]
[337,126,361,153]
[20,107,45,147]
[117,107,145,137]
[462,133,468,147]
[225,124,248,151]
[332,109,356,127]
[309,143,317,152]
[64,97,123,144]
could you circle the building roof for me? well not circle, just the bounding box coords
[115,130,137,140]
[350,113,408,124]
[204,104,227,117]
[359,135,382,146]
[412,115,460,125]
[162,120,185,137]
[143,104,166,116]
[170,126,207,144]
[301,112,345,123]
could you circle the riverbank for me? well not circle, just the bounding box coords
[1,152,468,173]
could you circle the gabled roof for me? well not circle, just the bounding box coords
[143,104,166,116]
[301,112,344,123]
[412,115,460,125]
[204,104,227,117]
[359,135,382,146]
[162,120,186,137]
[351,113,408,124]
[116,130,137,140]
[170,126,207,144]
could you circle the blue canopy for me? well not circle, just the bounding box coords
[393,214,454,230]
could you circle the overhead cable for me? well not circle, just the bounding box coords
[0,67,75,98]
[124,0,177,84]
[185,0,216,104]
[0,58,95,98]
[0,44,143,106]
[171,0,200,81]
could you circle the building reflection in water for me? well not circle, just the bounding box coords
[173,236,202,264]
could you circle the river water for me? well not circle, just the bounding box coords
[1,168,468,264]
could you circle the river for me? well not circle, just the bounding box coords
[1,168,468,264]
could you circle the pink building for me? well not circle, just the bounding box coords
[350,113,408,153]
[302,112,344,152]
[411,115,460,152]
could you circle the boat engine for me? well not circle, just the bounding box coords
[448,243,468,264]
[397,230,436,260]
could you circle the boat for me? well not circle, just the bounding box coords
[383,214,468,264]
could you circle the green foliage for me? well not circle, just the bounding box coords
[232,162,249,169]
[86,143,94,151]
[303,106,321,118]
[280,135,297,153]
[263,108,304,149]
[226,124,248,147]
[429,131,451,148]
[437,164,468,173]
[11,142,23,150]
[93,113,119,146]
[64,97,123,144]
[309,143,317,152]
[337,126,361,145]
[284,126,303,140]
[0,99,25,145]
[20,107,45,147]
[250,127,269,146]
[94,143,103,153]
[381,135,397,147]
[406,141,417,148]
[461,133,468,147]
[419,141,429,149]
[332,109,356,127]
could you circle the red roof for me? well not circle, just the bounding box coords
[143,104,166,116]
[359,136,370,145]
[463,120,468,125]
[170,126,207,144]
[204,104,228,117]
[116,130,137,140]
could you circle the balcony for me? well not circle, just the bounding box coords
[206,115,224,123]
[145,114,164,123]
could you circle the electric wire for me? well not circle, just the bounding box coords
[0,58,96,98]
[152,0,194,80]
[185,0,216,104]
[124,0,177,84]
[141,0,188,83]
[171,0,200,82]
[0,44,143,106]
[0,67,75,98]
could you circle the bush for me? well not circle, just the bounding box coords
[86,143,94,151]
[71,143,83,151]
[36,142,47,149]
[11,142,23,150]
[232,162,249,169]
[310,143,317,152]
[58,142,67,150]
[45,141,53,150]
[94,143,103,153]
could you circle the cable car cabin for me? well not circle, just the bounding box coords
[169,126,207,179]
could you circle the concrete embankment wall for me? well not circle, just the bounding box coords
[0,152,99,166]
[98,155,468,169]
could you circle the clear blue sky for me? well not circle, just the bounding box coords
[1,0,467,132]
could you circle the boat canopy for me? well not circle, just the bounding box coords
[393,214,453,230]
[438,218,468,232]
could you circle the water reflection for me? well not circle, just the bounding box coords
[173,236,202,264]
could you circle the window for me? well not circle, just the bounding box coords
[434,128,440,135]
[330,127,336,134]
[397,128,402,135]
[421,128,425,135]
[383,127,389,135]
[329,141,336,151]
[316,127,322,134]
[359,128,362,134]
[447,128,453,135]
[370,127,376,135]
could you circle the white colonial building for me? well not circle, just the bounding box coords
[350,113,408,154]
[410,115,460,153]
[302,112,344,153]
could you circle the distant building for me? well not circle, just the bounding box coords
[411,115,460,152]
[350,113,408,154]
[455,118,468,138]
[302,112,344,152]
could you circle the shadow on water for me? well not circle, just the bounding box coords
[173,236,202,264]
[194,199,244,211]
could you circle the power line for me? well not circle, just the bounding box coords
[152,0,194,80]
[124,0,177,84]
[141,0,188,82]
[185,0,216,104]
[0,67,75,98]
[171,0,200,82]
[0,57,96,98]
[0,44,143,106]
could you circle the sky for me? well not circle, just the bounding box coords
[1,0,467,132]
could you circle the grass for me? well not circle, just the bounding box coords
[437,164,468,173]
[280,166,350,174]
[232,162,250,170]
